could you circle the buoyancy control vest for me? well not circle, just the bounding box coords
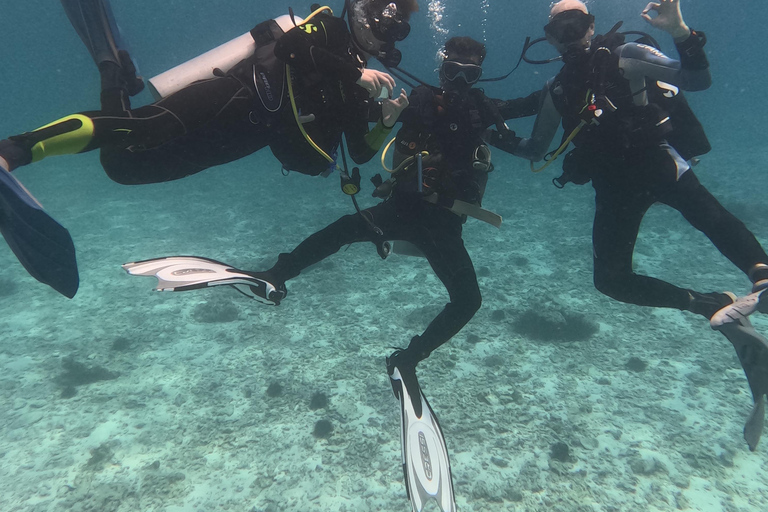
[202,11,359,177]
[551,31,710,160]
[391,86,505,204]
[229,17,341,176]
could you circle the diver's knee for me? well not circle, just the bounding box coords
[451,274,482,315]
[593,267,623,296]
[100,151,151,185]
[102,165,139,185]
[468,291,482,314]
[457,288,482,318]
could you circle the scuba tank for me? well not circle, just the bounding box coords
[147,14,302,100]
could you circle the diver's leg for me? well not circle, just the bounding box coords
[96,76,267,183]
[591,176,699,310]
[592,160,735,319]
[391,205,482,367]
[265,203,396,284]
[660,170,768,289]
[0,115,97,172]
[0,76,257,184]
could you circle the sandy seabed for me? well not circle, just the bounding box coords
[1,149,767,512]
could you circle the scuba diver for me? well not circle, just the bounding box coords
[0,0,416,298]
[487,0,768,451]
[123,36,540,512]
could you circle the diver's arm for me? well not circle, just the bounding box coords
[481,90,542,156]
[487,83,560,161]
[274,16,363,83]
[628,0,709,90]
[616,33,710,91]
[493,90,542,120]
[344,90,408,164]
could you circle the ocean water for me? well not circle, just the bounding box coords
[1,1,768,511]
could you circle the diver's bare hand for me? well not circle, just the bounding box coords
[641,0,690,41]
[381,89,409,128]
[357,69,396,99]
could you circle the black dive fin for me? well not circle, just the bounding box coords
[388,363,456,512]
[0,169,78,298]
[60,0,123,66]
[715,316,768,451]
[61,0,145,95]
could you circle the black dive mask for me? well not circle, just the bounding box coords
[440,60,483,85]
[544,10,594,44]
[367,1,411,43]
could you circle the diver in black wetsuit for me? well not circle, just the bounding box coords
[489,0,768,321]
[0,0,416,297]
[121,40,540,508]
[0,0,417,183]
[251,36,539,373]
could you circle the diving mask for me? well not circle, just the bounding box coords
[440,60,483,85]
[544,10,595,44]
[368,2,411,43]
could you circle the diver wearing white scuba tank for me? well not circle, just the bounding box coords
[0,1,417,183]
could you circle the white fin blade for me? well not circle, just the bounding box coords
[122,256,249,291]
[392,367,457,512]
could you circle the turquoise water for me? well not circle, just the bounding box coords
[1,1,768,511]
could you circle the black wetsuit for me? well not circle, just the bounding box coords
[264,85,540,366]
[1,14,389,183]
[511,31,768,313]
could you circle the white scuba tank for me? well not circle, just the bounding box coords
[148,14,303,100]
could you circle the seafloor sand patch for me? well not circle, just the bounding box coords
[1,152,767,511]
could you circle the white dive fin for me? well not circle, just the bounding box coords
[715,315,768,451]
[711,289,768,329]
[390,366,457,512]
[122,256,284,305]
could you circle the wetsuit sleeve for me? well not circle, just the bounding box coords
[616,36,711,92]
[342,88,391,164]
[493,82,560,161]
[481,90,542,155]
[492,90,542,120]
[274,16,363,84]
[346,89,427,161]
